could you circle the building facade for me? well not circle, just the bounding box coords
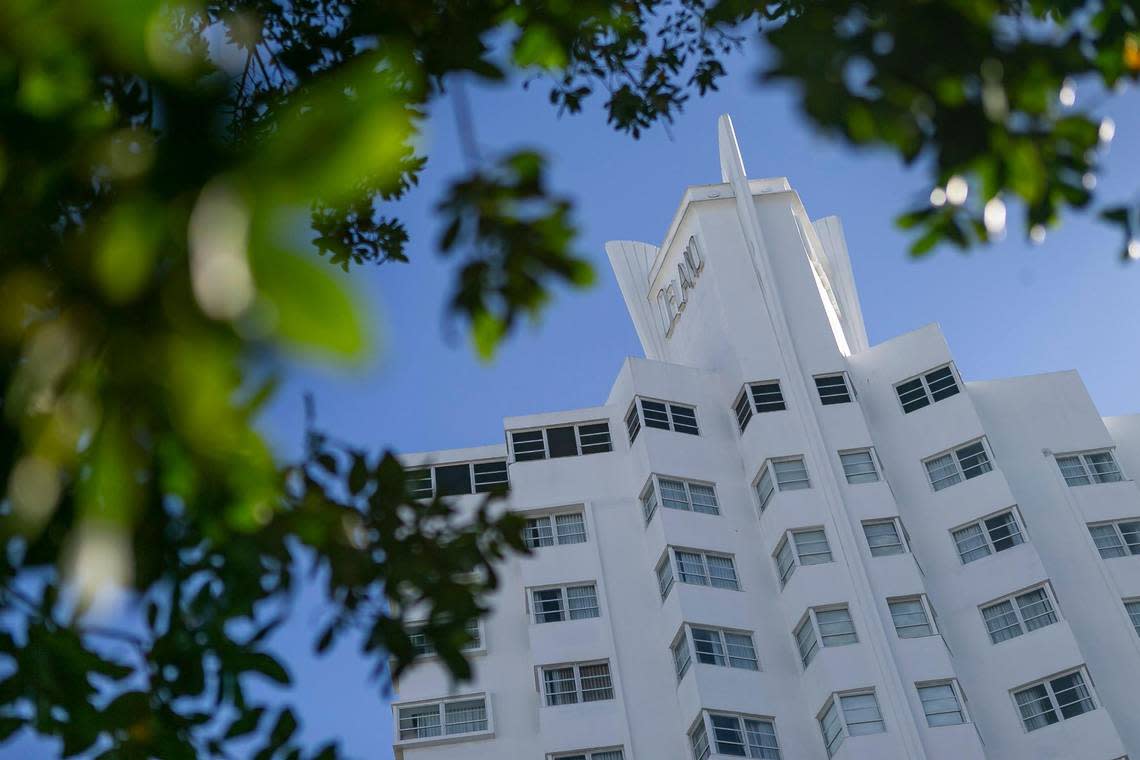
[390,116,1140,760]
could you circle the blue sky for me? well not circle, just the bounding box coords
[7,38,1140,760]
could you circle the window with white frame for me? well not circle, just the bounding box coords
[688,711,781,759]
[754,466,775,512]
[662,547,740,591]
[818,691,884,757]
[734,381,786,433]
[531,583,599,624]
[795,606,857,667]
[1087,518,1140,559]
[640,480,658,522]
[1013,668,1096,731]
[980,585,1058,644]
[524,510,587,549]
[625,403,641,443]
[774,535,796,588]
[1124,599,1140,637]
[862,519,906,557]
[673,625,759,672]
[887,596,935,638]
[672,631,692,679]
[648,476,720,517]
[396,695,489,742]
[1056,450,1123,486]
[774,456,811,490]
[815,374,852,405]
[406,460,509,499]
[542,661,614,706]
[690,717,711,760]
[509,422,612,462]
[629,397,700,436]
[917,681,966,726]
[656,553,675,599]
[792,528,833,565]
[551,749,624,760]
[840,449,879,484]
[952,508,1025,563]
[895,364,960,413]
[407,619,483,657]
[924,439,993,491]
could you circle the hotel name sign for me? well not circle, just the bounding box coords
[655,235,704,337]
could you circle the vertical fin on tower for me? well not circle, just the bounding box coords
[605,240,667,360]
[718,114,747,184]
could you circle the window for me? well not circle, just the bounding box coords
[792,528,832,565]
[888,596,934,638]
[677,626,759,671]
[640,480,658,522]
[735,381,786,432]
[631,398,700,435]
[818,691,884,757]
[625,403,641,444]
[924,439,993,491]
[755,467,775,512]
[815,374,852,405]
[650,476,720,516]
[895,364,960,413]
[656,553,675,599]
[980,585,1058,643]
[1124,599,1140,637]
[863,519,906,557]
[774,536,795,587]
[396,695,489,742]
[406,460,509,498]
[672,632,692,679]
[703,712,781,759]
[510,422,612,461]
[531,583,599,624]
[1013,669,1096,731]
[552,750,624,760]
[840,449,879,484]
[690,718,711,760]
[407,619,482,657]
[1056,450,1123,486]
[734,389,754,433]
[542,662,613,706]
[917,682,966,726]
[773,457,810,491]
[667,548,740,590]
[524,510,587,548]
[952,508,1025,563]
[796,606,856,666]
[1087,518,1140,559]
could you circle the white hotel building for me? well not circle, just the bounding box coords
[390,116,1140,760]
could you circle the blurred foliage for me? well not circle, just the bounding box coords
[0,0,1137,757]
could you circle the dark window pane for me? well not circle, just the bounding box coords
[472,461,509,493]
[926,366,960,401]
[751,382,786,412]
[815,374,851,405]
[641,400,670,429]
[511,430,546,461]
[434,464,472,496]
[547,426,578,458]
[896,377,929,413]
[578,423,612,454]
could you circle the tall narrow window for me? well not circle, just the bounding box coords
[840,450,879,484]
[888,597,934,638]
[1013,669,1096,731]
[895,364,960,413]
[815,374,852,405]
[656,554,675,599]
[690,719,711,760]
[625,403,641,443]
[774,536,795,587]
[1056,450,1123,485]
[640,480,658,523]
[862,519,905,556]
[672,633,692,679]
[734,389,754,433]
[917,682,966,726]
[755,466,775,512]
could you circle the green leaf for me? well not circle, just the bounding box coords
[251,246,366,359]
[224,706,266,739]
